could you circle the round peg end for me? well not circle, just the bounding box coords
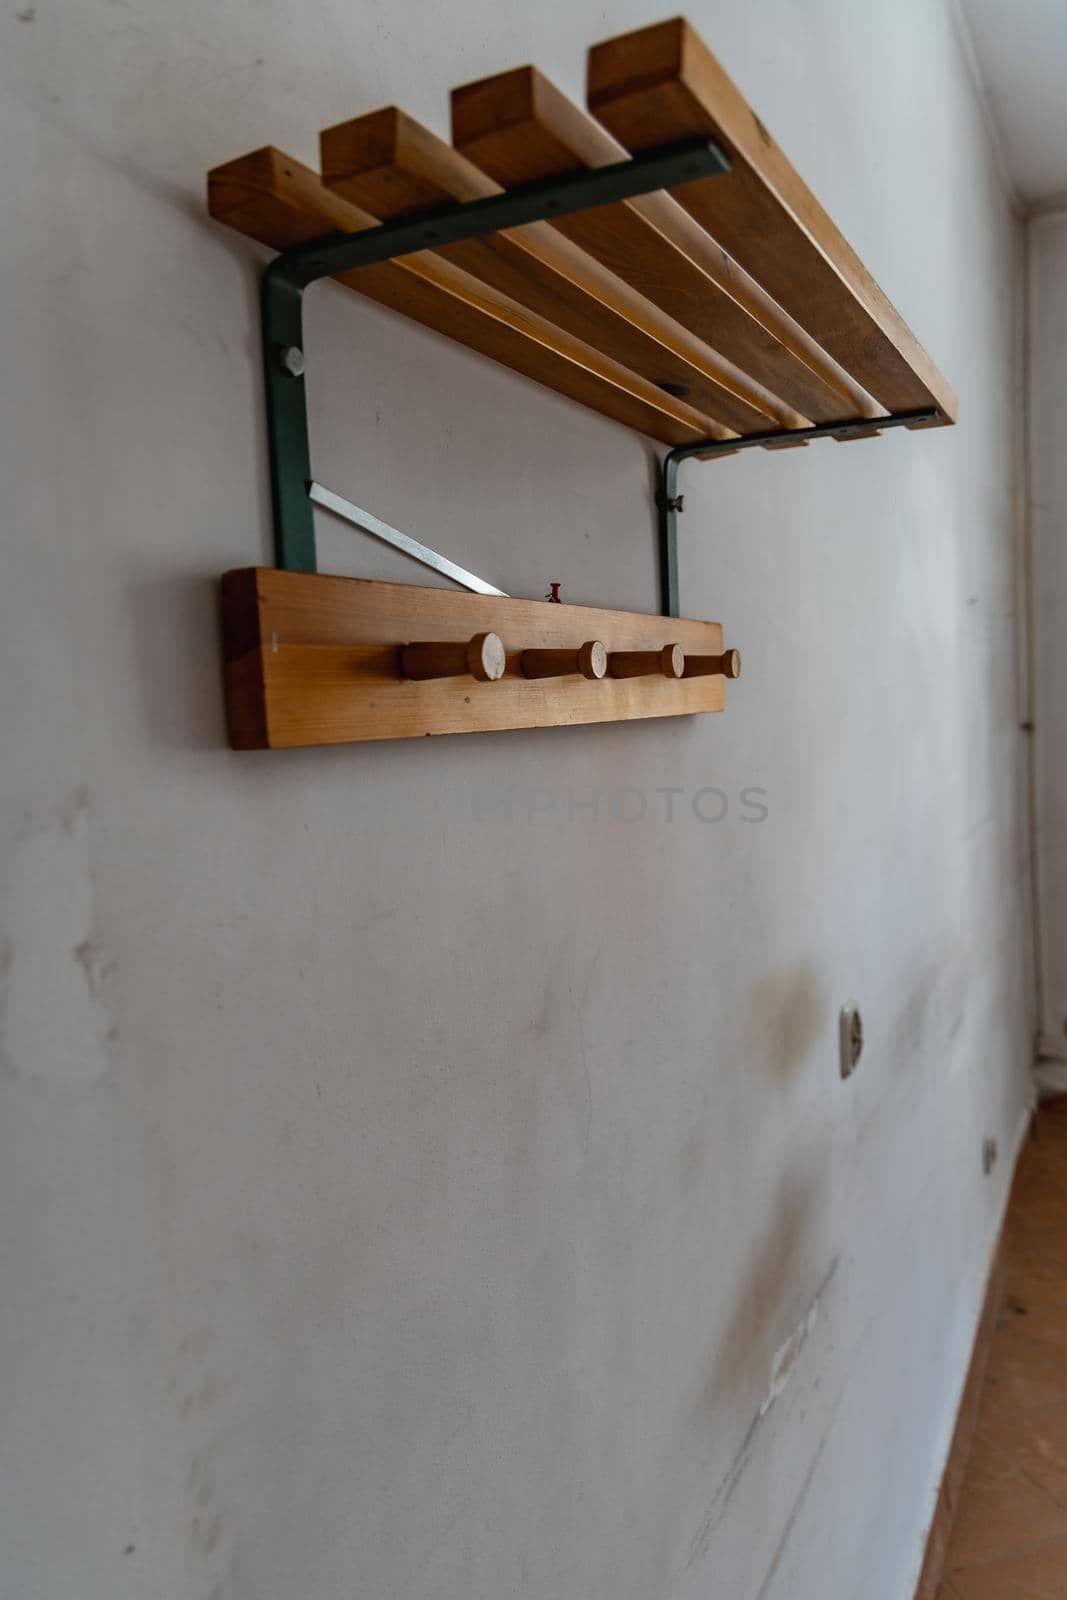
[579,640,608,680]
[661,644,685,679]
[724,648,741,679]
[467,631,506,682]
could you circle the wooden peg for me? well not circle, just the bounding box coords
[683,648,741,680]
[609,643,684,680]
[400,631,506,682]
[521,640,607,680]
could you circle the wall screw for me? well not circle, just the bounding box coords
[280,345,305,377]
[839,1002,863,1080]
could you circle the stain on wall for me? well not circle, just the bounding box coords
[1,791,115,1085]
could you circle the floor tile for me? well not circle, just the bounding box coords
[1031,1157,1067,1179]
[1019,1158,1067,1191]
[983,1314,1067,1416]
[1007,1241,1067,1309]
[982,1399,1067,1510]
[944,1435,1067,1571]
[1008,1301,1067,1359]
[1012,1142,1067,1180]
[1013,1143,1067,1176]
[951,1536,1067,1598]
[1008,1178,1067,1234]
[932,1106,1067,1593]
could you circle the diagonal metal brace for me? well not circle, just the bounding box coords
[259,137,731,575]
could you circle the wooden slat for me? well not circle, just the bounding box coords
[207,147,724,447]
[221,568,728,749]
[451,66,883,427]
[586,18,957,424]
[319,108,799,435]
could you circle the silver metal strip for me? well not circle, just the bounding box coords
[308,481,508,597]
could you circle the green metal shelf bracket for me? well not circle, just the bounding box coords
[260,135,941,619]
[656,408,942,617]
[259,137,731,577]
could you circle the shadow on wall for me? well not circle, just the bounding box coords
[128,571,232,750]
[749,960,826,1082]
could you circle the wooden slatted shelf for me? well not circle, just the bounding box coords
[449,65,882,428]
[207,15,955,450]
[319,107,800,437]
[588,21,955,424]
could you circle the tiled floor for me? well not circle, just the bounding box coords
[939,1098,1067,1597]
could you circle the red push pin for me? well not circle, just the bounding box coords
[546,582,562,603]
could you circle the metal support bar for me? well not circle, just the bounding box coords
[309,481,508,595]
[259,138,730,574]
[261,272,315,572]
[656,408,943,617]
[273,139,729,289]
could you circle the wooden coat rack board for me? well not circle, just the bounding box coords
[222,569,735,749]
[209,17,955,752]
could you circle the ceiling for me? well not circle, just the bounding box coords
[957,0,1067,206]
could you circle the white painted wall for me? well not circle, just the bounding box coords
[1031,209,1067,1056]
[956,0,1067,207]
[0,4,1033,1598]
